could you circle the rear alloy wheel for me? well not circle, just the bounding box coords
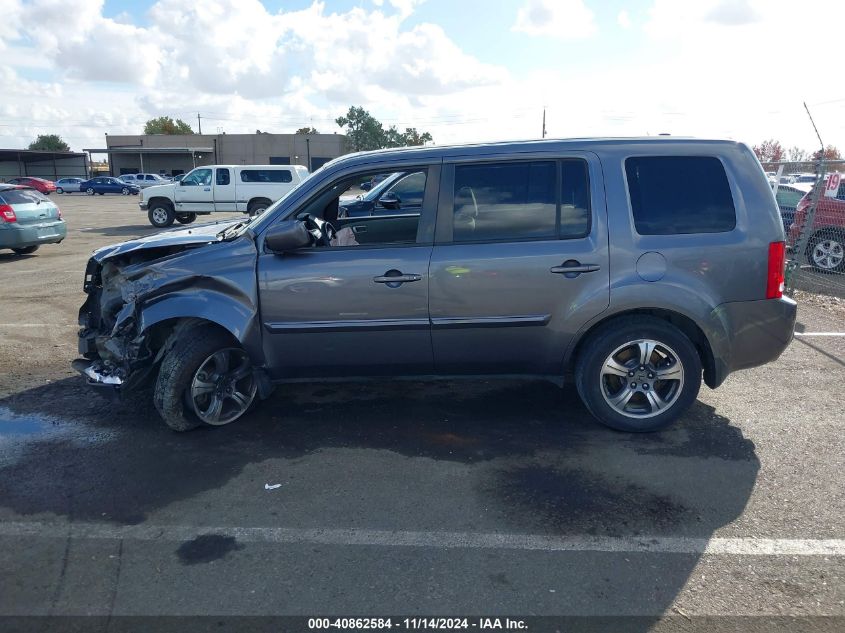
[176,213,196,224]
[148,204,175,228]
[86,187,95,195]
[247,200,269,217]
[12,245,39,255]
[121,187,130,195]
[575,317,701,432]
[807,231,845,273]
[154,327,257,431]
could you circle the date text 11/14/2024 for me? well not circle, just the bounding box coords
[308,618,528,630]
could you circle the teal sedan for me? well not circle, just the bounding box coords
[0,185,66,255]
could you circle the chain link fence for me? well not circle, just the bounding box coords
[761,159,845,299]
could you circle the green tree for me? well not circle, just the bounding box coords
[335,106,433,151]
[296,126,319,134]
[28,134,70,151]
[143,116,195,135]
[335,106,387,152]
[400,127,433,147]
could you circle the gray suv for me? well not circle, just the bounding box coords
[74,138,796,432]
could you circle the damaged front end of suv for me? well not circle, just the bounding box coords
[74,222,264,398]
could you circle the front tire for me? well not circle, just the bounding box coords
[575,317,701,432]
[154,327,257,432]
[121,187,130,196]
[86,187,95,195]
[56,187,64,194]
[148,203,175,228]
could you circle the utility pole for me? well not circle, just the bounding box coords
[305,137,311,172]
[197,113,202,135]
[542,108,546,139]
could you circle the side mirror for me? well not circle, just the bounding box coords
[360,182,372,191]
[265,220,312,253]
[378,192,401,209]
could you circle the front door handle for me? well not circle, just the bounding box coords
[550,261,601,277]
[373,270,422,287]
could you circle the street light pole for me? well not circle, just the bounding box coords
[306,137,311,172]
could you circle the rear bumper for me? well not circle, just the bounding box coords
[705,296,797,388]
[0,220,66,249]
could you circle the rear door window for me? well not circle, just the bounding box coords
[216,168,231,186]
[625,156,736,234]
[450,159,590,242]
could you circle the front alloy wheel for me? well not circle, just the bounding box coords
[86,187,95,195]
[189,348,257,426]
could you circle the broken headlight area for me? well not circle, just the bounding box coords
[75,247,195,392]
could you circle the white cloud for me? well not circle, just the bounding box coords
[512,0,596,39]
[617,9,631,29]
[2,0,845,155]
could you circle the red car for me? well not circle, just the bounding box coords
[5,177,57,195]
[788,178,845,272]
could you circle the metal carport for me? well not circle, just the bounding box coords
[0,149,89,182]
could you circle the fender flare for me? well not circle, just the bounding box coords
[138,289,264,365]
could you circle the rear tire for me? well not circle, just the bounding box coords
[247,199,270,217]
[154,327,257,432]
[575,317,701,432]
[148,203,175,228]
[12,245,39,255]
[176,213,197,225]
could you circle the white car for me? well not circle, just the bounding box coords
[120,173,170,189]
[139,164,310,227]
[55,177,85,194]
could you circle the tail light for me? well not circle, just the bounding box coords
[0,204,16,223]
[766,241,786,299]
[56,206,63,220]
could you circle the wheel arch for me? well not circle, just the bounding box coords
[147,196,174,211]
[247,197,272,211]
[138,292,264,366]
[566,307,719,388]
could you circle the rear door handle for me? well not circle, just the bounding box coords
[550,261,601,276]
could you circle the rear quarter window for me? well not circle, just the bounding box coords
[240,169,292,183]
[0,189,49,204]
[625,156,736,235]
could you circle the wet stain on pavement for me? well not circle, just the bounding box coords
[490,465,692,536]
[176,534,243,565]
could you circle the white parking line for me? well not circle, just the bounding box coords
[0,324,77,328]
[794,332,845,337]
[0,521,842,557]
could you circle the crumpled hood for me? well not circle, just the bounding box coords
[92,219,241,263]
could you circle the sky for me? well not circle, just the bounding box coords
[1,0,844,153]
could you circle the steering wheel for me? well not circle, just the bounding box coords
[302,214,337,247]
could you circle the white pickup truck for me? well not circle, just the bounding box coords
[139,164,309,227]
